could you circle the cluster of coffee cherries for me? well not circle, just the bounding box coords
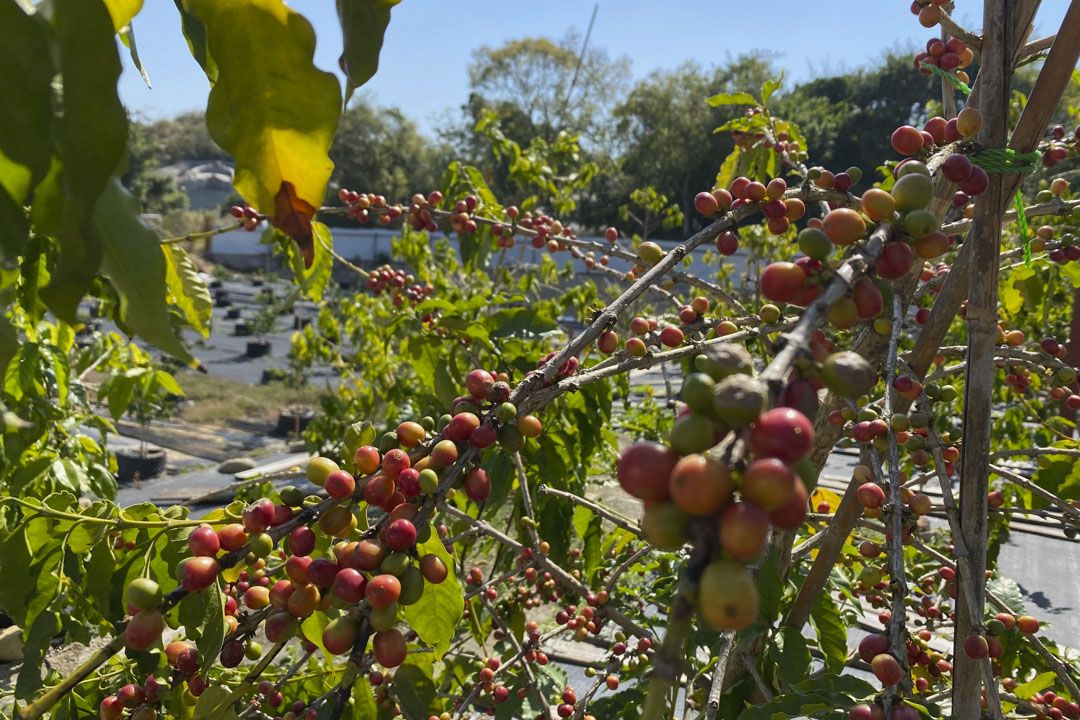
[988,327,1065,393]
[461,545,559,608]
[363,264,435,311]
[693,175,808,236]
[1023,688,1080,720]
[1033,219,1080,264]
[593,298,723,358]
[896,111,976,153]
[1042,125,1080,167]
[627,314,688,354]
[617,343,824,631]
[918,261,951,295]
[854,607,1048,718]
[117,406,515,719]
[229,204,262,232]
[97,678,163,720]
[909,0,951,29]
[758,157,952,310]
[1009,334,1078,399]
[441,367,544,456]
[337,188,401,226]
[913,36,974,84]
[519,209,582,253]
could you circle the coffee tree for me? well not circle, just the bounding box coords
[3,1,1080,720]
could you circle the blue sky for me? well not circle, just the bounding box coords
[119,1,1074,136]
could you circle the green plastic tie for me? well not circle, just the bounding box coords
[919,62,972,95]
[1015,190,1032,267]
[969,148,1043,175]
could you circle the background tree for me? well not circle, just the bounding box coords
[141,111,229,164]
[613,55,776,235]
[467,33,630,148]
[122,121,190,217]
[326,99,441,213]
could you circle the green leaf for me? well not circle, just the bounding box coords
[432,354,457,411]
[95,179,193,363]
[706,91,759,107]
[793,673,875,697]
[0,316,15,380]
[0,164,29,263]
[190,0,341,265]
[0,2,53,203]
[17,235,51,323]
[986,575,1026,614]
[466,596,489,652]
[482,452,514,511]
[163,245,213,337]
[538,498,571,567]
[762,73,784,106]
[572,505,593,539]
[336,0,402,102]
[769,626,811,687]
[488,306,558,338]
[737,690,859,720]
[49,458,85,494]
[809,590,847,673]
[756,549,782,624]
[586,687,646,719]
[1014,670,1056,698]
[118,23,152,89]
[582,515,603,580]
[106,376,133,421]
[86,542,117,619]
[39,0,129,320]
[178,578,226,678]
[351,676,379,719]
[194,687,241,720]
[0,528,35,626]
[300,612,330,658]
[16,611,62,699]
[1028,451,1080,505]
[403,533,463,659]
[394,660,439,720]
[173,0,217,82]
[1001,266,1032,315]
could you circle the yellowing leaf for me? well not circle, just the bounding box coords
[163,244,213,337]
[811,487,841,512]
[706,91,758,107]
[715,147,741,191]
[103,0,143,31]
[190,0,341,267]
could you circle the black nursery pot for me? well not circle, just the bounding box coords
[246,339,272,357]
[115,447,166,483]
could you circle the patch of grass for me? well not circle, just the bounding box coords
[174,373,327,426]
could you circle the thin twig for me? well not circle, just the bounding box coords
[536,485,640,536]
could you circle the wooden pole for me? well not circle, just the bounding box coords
[953,2,1011,716]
